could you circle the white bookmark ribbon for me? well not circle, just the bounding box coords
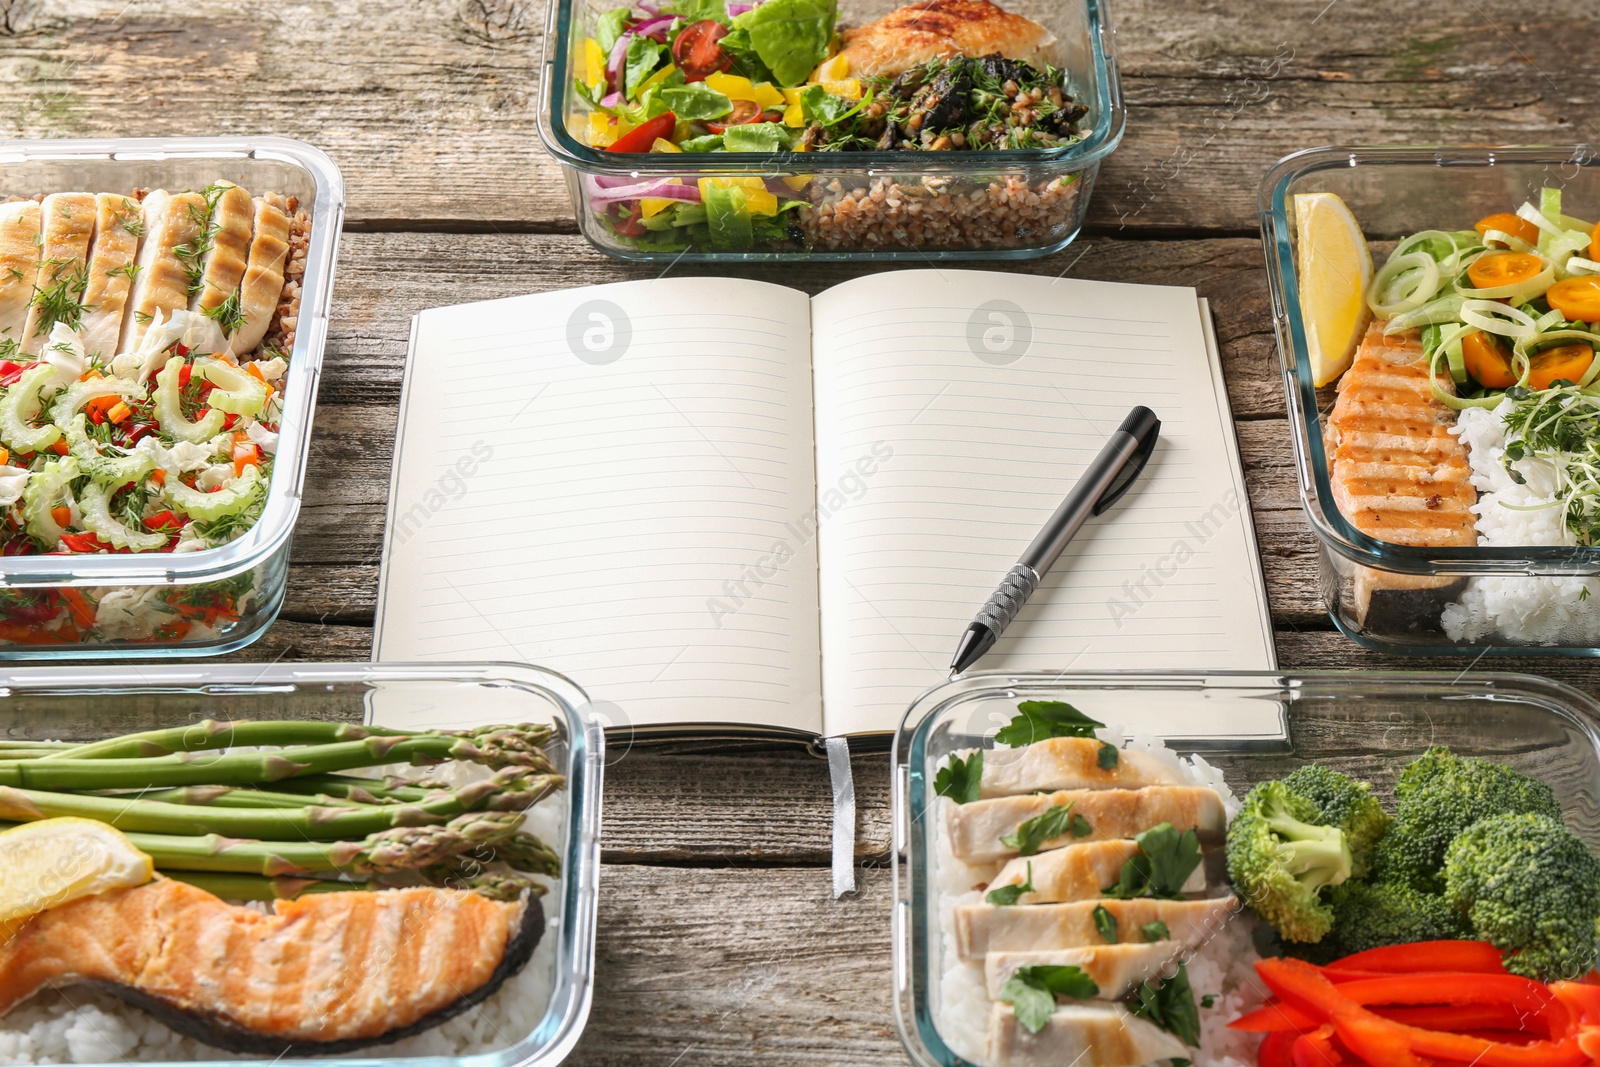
[825,736,856,898]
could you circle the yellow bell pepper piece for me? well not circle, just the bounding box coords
[783,102,804,127]
[641,198,674,218]
[822,78,861,100]
[751,83,785,109]
[704,72,786,111]
[640,63,678,95]
[588,112,619,147]
[811,54,849,83]
[697,175,779,216]
[651,137,683,153]
[745,188,779,216]
[584,38,607,86]
[781,175,811,191]
[781,87,804,105]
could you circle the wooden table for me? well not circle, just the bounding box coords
[2,0,1597,1061]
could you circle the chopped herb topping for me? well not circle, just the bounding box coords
[106,262,140,281]
[203,287,245,336]
[1000,802,1090,856]
[934,749,982,804]
[28,261,92,334]
[1129,962,1202,1047]
[998,964,1099,1034]
[1093,903,1117,943]
[986,861,1033,906]
[994,700,1106,748]
[1101,822,1204,901]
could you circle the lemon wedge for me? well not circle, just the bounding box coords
[0,818,153,930]
[1293,192,1374,386]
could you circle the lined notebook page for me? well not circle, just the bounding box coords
[373,278,825,732]
[810,270,1273,737]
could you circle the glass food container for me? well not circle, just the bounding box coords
[0,137,344,658]
[1263,145,1600,655]
[0,660,602,1067]
[536,0,1124,261]
[891,668,1600,1067]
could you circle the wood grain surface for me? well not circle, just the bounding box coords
[2,0,1597,1062]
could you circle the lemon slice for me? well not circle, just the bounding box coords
[0,818,154,930]
[1293,192,1374,386]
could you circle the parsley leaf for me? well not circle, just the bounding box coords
[999,802,1088,856]
[986,861,1033,906]
[1097,742,1119,770]
[1201,994,1218,1009]
[993,700,1106,748]
[1101,822,1203,900]
[1093,903,1118,943]
[1129,962,1201,1047]
[998,965,1099,1034]
[933,750,982,804]
[1141,919,1171,942]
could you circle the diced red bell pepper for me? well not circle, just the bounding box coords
[221,411,240,431]
[58,588,96,629]
[145,510,187,532]
[0,361,26,386]
[178,361,192,387]
[605,111,678,154]
[58,532,114,553]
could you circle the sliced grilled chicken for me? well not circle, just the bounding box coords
[120,190,207,354]
[985,839,1207,906]
[229,193,291,356]
[978,737,1190,798]
[984,943,1189,1002]
[190,181,254,330]
[0,202,41,344]
[1326,322,1477,626]
[954,895,1239,960]
[986,1002,1189,1067]
[947,787,1226,865]
[20,192,96,354]
[78,194,145,359]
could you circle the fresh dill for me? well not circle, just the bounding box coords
[105,262,140,281]
[4,267,21,281]
[117,201,146,238]
[174,187,225,296]
[203,287,245,336]
[134,310,153,324]
[0,337,19,360]
[28,261,92,335]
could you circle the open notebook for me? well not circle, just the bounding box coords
[372,270,1274,738]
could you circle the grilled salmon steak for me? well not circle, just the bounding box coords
[1325,322,1477,626]
[0,878,542,1054]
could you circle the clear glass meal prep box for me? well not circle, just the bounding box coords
[0,661,602,1067]
[1263,144,1600,655]
[0,137,343,658]
[537,0,1125,261]
[890,668,1600,1067]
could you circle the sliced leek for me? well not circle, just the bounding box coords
[1461,299,1539,341]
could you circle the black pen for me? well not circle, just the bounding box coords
[949,406,1161,676]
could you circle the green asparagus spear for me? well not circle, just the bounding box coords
[0,727,558,790]
[0,811,528,877]
[34,720,555,762]
[117,785,368,809]
[0,770,562,840]
[164,871,370,901]
[483,831,562,877]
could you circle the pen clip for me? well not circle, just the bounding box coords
[1092,417,1160,516]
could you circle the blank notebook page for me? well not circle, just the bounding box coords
[810,270,1273,737]
[373,278,824,731]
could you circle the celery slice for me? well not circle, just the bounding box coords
[20,455,78,545]
[0,365,63,455]
[163,463,262,522]
[76,479,167,552]
[153,358,226,444]
[193,358,269,417]
[46,377,144,428]
[63,414,156,484]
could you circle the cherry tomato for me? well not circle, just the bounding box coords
[704,99,760,133]
[1547,275,1600,322]
[1474,212,1541,245]
[607,202,648,237]
[1466,250,1544,290]
[1462,330,1517,389]
[1527,342,1595,390]
[606,112,678,154]
[672,19,732,81]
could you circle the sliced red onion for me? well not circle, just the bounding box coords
[588,178,703,206]
[606,32,632,91]
[725,2,753,14]
[637,0,660,11]
[631,14,679,39]
[601,90,623,107]
[592,173,648,189]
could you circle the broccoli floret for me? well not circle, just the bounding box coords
[1226,779,1354,943]
[1387,747,1561,892]
[1291,879,1470,964]
[1281,765,1391,879]
[1444,812,1600,982]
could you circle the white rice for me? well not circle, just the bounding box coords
[1442,400,1600,644]
[932,728,1267,1067]
[0,798,565,1065]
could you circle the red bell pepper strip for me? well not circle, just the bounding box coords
[1330,942,1508,976]
[1258,1029,1297,1067]
[1256,958,1590,1067]
[1291,1026,1351,1067]
[605,112,678,154]
[1233,1001,1319,1032]
[1235,1000,1551,1037]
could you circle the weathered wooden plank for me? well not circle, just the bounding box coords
[5,0,1582,233]
[570,863,899,1067]
[318,232,1283,413]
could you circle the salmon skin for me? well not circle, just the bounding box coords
[0,878,542,1055]
[1325,322,1477,626]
